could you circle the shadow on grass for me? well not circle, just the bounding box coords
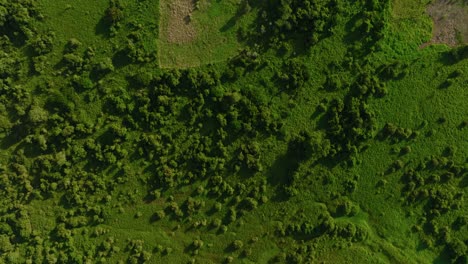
[112,49,133,69]
[220,16,238,33]
[95,17,111,37]
[432,246,453,264]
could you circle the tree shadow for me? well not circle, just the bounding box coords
[112,49,133,69]
[220,0,251,32]
[95,17,111,37]
[439,45,468,65]
[220,16,238,33]
[266,151,298,187]
[432,245,452,264]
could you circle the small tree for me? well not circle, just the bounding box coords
[231,240,243,250]
[105,6,123,25]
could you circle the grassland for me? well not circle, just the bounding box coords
[0,0,466,263]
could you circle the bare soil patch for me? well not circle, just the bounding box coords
[423,0,468,47]
[162,0,197,44]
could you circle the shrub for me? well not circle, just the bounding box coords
[66,38,82,52]
[163,247,173,255]
[226,208,237,223]
[105,6,124,24]
[28,105,48,123]
[0,235,13,253]
[240,197,258,210]
[212,218,222,228]
[152,210,165,221]
[232,240,243,250]
[192,239,203,249]
[30,33,55,55]
[447,239,467,262]
[94,58,114,75]
[400,146,412,155]
[63,53,83,72]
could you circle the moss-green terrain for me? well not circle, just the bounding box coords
[0,0,467,263]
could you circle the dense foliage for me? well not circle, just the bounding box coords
[0,0,466,263]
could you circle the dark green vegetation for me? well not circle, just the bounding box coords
[0,0,467,263]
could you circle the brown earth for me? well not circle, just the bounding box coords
[423,0,468,47]
[162,0,197,44]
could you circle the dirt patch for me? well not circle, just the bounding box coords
[423,0,468,47]
[162,0,197,44]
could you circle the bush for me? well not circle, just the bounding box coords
[28,105,48,123]
[212,218,222,228]
[66,38,82,52]
[231,240,243,250]
[0,235,13,253]
[72,74,94,90]
[400,146,412,155]
[152,210,165,221]
[105,6,124,24]
[447,239,467,262]
[192,239,203,249]
[30,33,55,55]
[63,53,83,72]
[240,197,258,211]
[93,58,114,75]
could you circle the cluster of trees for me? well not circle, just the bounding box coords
[236,142,263,172]
[281,210,367,242]
[325,95,374,159]
[344,0,388,56]
[248,0,340,48]
[105,0,124,26]
[276,59,310,96]
[125,239,152,264]
[118,31,157,64]
[400,156,467,263]
[0,0,41,45]
[380,122,418,142]
[321,66,395,163]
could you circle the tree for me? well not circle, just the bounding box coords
[240,197,258,211]
[30,33,55,55]
[105,6,124,25]
[0,235,13,253]
[28,105,48,123]
[231,240,243,250]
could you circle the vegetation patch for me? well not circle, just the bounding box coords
[158,0,251,68]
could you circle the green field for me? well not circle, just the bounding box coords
[0,0,467,263]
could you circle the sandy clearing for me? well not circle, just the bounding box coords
[423,0,468,47]
[162,0,197,44]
